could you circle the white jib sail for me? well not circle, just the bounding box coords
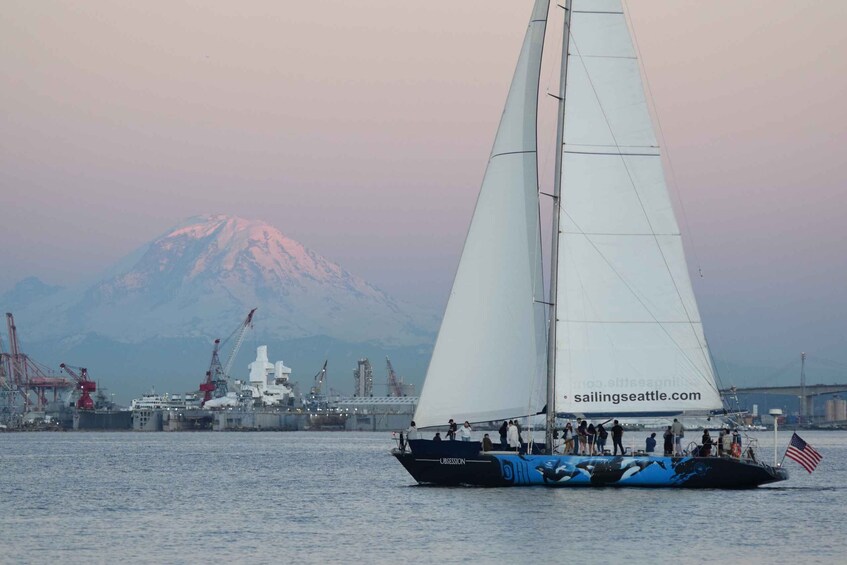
[554,0,722,415]
[413,0,550,429]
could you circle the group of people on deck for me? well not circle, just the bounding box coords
[662,418,686,455]
[698,427,743,458]
[498,420,523,451]
[558,418,625,455]
[403,417,744,459]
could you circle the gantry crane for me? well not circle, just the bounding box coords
[3,313,72,411]
[59,364,97,410]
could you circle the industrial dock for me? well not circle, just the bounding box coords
[1,309,417,432]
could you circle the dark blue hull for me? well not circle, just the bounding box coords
[394,440,788,488]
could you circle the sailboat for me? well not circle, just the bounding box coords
[393,0,789,488]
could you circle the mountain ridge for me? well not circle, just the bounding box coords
[1,214,437,347]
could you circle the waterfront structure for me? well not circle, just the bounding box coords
[353,358,373,397]
[825,398,847,422]
[238,345,296,407]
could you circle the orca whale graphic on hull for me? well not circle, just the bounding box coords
[534,459,584,483]
[575,457,667,485]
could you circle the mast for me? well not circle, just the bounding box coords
[546,0,572,454]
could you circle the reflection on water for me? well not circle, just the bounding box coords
[0,430,844,564]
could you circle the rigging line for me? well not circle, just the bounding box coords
[744,356,800,388]
[704,336,728,400]
[526,0,551,424]
[562,231,680,236]
[538,17,562,276]
[542,4,563,100]
[536,1,561,306]
[564,142,657,148]
[563,150,659,157]
[565,22,713,382]
[623,0,703,276]
[559,320,702,324]
[490,150,536,159]
[558,209,721,396]
[572,11,622,15]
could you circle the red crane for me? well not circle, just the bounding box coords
[199,308,257,406]
[4,313,72,411]
[59,363,96,410]
[199,338,223,405]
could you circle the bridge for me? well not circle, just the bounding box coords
[720,384,847,418]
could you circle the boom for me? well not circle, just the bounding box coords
[223,308,257,377]
[386,357,403,397]
[311,360,328,396]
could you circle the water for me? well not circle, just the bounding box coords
[1,430,844,564]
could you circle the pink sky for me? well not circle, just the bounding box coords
[1,0,845,370]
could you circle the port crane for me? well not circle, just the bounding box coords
[303,360,328,410]
[386,357,404,397]
[310,360,328,397]
[2,313,72,412]
[199,308,257,405]
[59,364,97,410]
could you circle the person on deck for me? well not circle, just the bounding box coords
[433,432,442,441]
[507,420,520,451]
[611,420,625,456]
[646,432,657,454]
[460,421,472,442]
[499,421,508,450]
[717,428,726,456]
[596,423,608,454]
[721,428,733,456]
[563,422,574,454]
[482,433,493,452]
[587,423,597,455]
[577,419,588,455]
[406,421,420,441]
[663,426,674,456]
[671,418,685,455]
[447,419,458,441]
[701,429,712,457]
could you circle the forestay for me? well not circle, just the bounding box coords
[554,0,722,415]
[413,0,550,429]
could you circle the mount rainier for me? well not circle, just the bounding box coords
[1,215,438,400]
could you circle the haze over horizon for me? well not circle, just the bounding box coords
[2,1,846,379]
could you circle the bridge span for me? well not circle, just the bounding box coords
[720,384,847,418]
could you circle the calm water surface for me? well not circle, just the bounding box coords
[1,430,844,564]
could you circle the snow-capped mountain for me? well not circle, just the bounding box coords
[5,215,437,346]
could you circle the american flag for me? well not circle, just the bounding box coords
[785,433,822,473]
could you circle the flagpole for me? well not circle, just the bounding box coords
[768,408,783,467]
[779,431,794,467]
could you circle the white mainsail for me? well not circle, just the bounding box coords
[553,0,722,415]
[413,0,550,429]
